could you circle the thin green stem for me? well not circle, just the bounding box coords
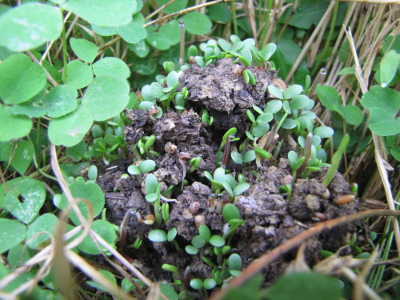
[61,25,68,83]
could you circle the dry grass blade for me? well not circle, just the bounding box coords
[345,28,400,255]
[285,1,336,82]
[209,209,400,300]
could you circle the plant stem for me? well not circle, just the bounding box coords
[61,25,68,84]
[323,133,349,186]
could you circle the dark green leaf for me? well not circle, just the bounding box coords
[0,219,26,254]
[10,140,34,175]
[79,220,117,254]
[222,204,240,222]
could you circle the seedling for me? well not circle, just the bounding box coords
[145,174,162,226]
[127,159,156,183]
[148,227,181,252]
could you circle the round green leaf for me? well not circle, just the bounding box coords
[314,126,334,138]
[181,12,212,35]
[26,213,58,249]
[268,85,283,99]
[209,235,225,247]
[92,57,130,79]
[62,0,136,27]
[167,227,177,241]
[252,122,270,138]
[117,14,147,44]
[66,60,94,89]
[127,165,140,175]
[54,181,105,225]
[185,245,199,255]
[127,40,150,58]
[82,76,129,121]
[338,105,363,126]
[148,229,167,242]
[10,92,47,118]
[86,269,117,292]
[265,100,283,114]
[78,220,117,254]
[191,235,206,248]
[92,25,117,36]
[199,224,211,242]
[233,182,250,196]
[203,278,216,290]
[0,3,63,52]
[228,253,242,270]
[290,95,309,110]
[139,160,156,173]
[257,113,273,123]
[222,204,240,222]
[190,278,203,290]
[70,38,98,63]
[230,151,243,164]
[155,0,187,14]
[0,219,26,254]
[3,177,46,224]
[380,49,400,87]
[0,107,32,141]
[284,84,303,99]
[43,85,78,118]
[361,86,400,136]
[145,174,159,194]
[281,118,297,130]
[48,106,94,147]
[0,54,46,104]
[243,150,256,163]
[266,272,341,300]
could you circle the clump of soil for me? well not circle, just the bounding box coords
[97,58,360,288]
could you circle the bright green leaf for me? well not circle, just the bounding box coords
[70,38,98,63]
[82,76,130,121]
[148,229,167,242]
[284,84,303,99]
[0,3,62,52]
[222,204,240,222]
[62,0,136,27]
[117,14,147,44]
[228,253,242,270]
[338,105,363,126]
[314,126,334,138]
[79,220,117,254]
[3,177,45,224]
[48,106,94,147]
[0,54,46,104]
[92,57,130,79]
[181,12,212,35]
[361,86,400,136]
[209,235,225,247]
[26,213,58,249]
[66,60,94,89]
[43,85,78,118]
[380,49,400,87]
[155,0,187,14]
[54,181,105,225]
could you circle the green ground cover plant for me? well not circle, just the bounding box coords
[0,0,399,299]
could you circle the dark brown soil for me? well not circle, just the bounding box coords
[96,58,360,292]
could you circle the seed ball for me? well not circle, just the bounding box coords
[194,215,206,228]
[321,189,330,199]
[188,202,200,215]
[165,142,177,154]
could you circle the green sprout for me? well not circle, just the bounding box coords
[127,159,156,183]
[145,174,162,227]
